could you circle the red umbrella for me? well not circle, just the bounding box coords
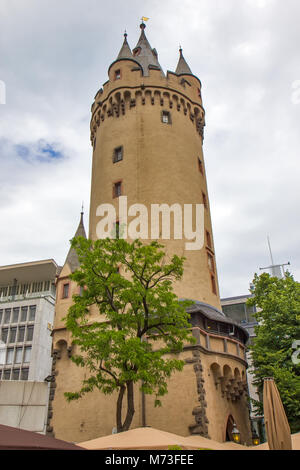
[0,424,84,450]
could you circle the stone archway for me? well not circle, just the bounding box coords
[225,414,235,442]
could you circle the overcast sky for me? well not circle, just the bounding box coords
[0,0,299,298]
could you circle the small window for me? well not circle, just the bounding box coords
[113,146,123,163]
[24,346,31,363]
[20,368,29,381]
[206,230,212,249]
[15,348,23,364]
[115,69,121,80]
[26,325,34,342]
[20,306,28,322]
[18,326,25,342]
[0,309,3,324]
[62,283,69,299]
[162,111,171,124]
[114,221,120,239]
[198,157,203,175]
[1,328,9,344]
[12,308,19,323]
[113,181,122,198]
[3,369,11,380]
[12,369,20,380]
[202,192,208,209]
[211,274,217,295]
[133,47,141,57]
[9,327,17,344]
[4,309,11,324]
[29,305,36,322]
[207,252,215,273]
[6,348,14,365]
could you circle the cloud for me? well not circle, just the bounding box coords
[0,0,299,299]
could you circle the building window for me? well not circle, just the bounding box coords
[206,230,212,249]
[20,368,29,381]
[32,281,43,293]
[202,191,208,209]
[0,346,5,365]
[113,221,120,239]
[20,306,28,322]
[1,328,9,344]
[26,326,34,342]
[133,47,141,56]
[207,252,215,273]
[24,346,31,363]
[3,369,11,380]
[12,369,20,380]
[12,308,19,323]
[0,287,8,297]
[20,284,30,295]
[211,274,217,295]
[15,347,23,364]
[113,146,123,163]
[161,110,171,124]
[29,306,36,322]
[113,181,122,198]
[6,348,14,365]
[114,69,121,80]
[9,327,17,344]
[18,326,25,342]
[4,309,11,324]
[198,157,204,175]
[0,309,3,324]
[62,283,69,299]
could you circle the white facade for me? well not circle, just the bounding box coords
[0,260,59,433]
[0,381,49,433]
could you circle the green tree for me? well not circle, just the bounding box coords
[64,237,195,432]
[247,272,300,433]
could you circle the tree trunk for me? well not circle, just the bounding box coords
[122,381,135,431]
[116,381,135,432]
[116,385,126,433]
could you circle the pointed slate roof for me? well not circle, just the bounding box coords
[175,47,192,75]
[133,23,164,76]
[117,32,133,60]
[64,211,87,273]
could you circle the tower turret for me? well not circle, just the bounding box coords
[116,31,133,60]
[175,47,193,75]
[131,22,164,75]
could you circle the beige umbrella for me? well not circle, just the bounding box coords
[78,426,249,451]
[263,377,292,450]
[249,433,300,451]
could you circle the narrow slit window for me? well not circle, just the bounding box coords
[211,274,217,295]
[202,192,208,209]
[198,157,203,175]
[113,146,123,163]
[115,69,121,80]
[206,230,212,249]
[207,252,215,273]
[162,111,171,124]
[113,181,122,198]
[62,283,69,299]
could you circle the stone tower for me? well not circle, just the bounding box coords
[50,25,252,445]
[89,23,221,310]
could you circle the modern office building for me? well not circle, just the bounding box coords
[0,259,59,433]
[0,259,58,381]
